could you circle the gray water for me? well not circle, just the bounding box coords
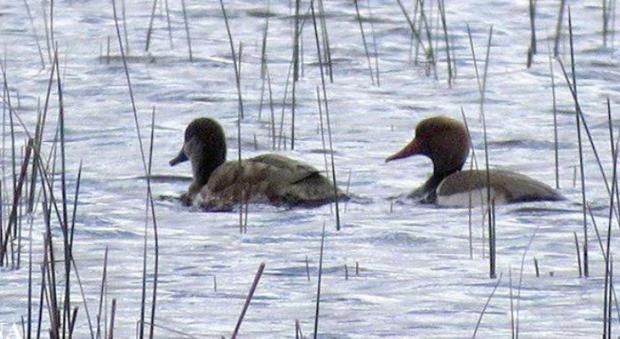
[1,0,619,337]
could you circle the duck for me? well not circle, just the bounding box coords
[385,116,563,206]
[169,117,346,210]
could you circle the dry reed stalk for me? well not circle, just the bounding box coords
[418,1,436,78]
[49,0,54,50]
[111,2,163,337]
[472,25,495,278]
[27,189,34,338]
[438,0,452,86]
[0,139,32,264]
[231,262,266,338]
[526,0,536,68]
[611,0,618,49]
[488,198,496,279]
[466,25,482,100]
[472,272,503,338]
[36,247,48,338]
[42,4,52,63]
[68,160,82,252]
[22,0,46,69]
[557,59,615,207]
[291,0,300,150]
[267,70,276,150]
[606,100,620,227]
[311,2,341,230]
[315,87,330,206]
[146,0,159,51]
[163,0,173,49]
[220,0,244,120]
[301,33,306,78]
[16,146,24,270]
[277,66,291,150]
[0,60,19,266]
[574,231,583,278]
[121,0,130,55]
[554,0,566,57]
[317,0,333,82]
[509,267,515,337]
[607,258,614,336]
[460,108,483,259]
[295,319,302,339]
[106,36,111,64]
[603,99,618,337]
[69,306,79,337]
[244,187,250,232]
[111,0,148,173]
[604,0,610,47]
[587,205,620,322]
[547,48,560,189]
[313,223,326,339]
[514,222,542,337]
[258,3,270,121]
[96,246,109,339]
[367,0,380,86]
[566,9,589,277]
[181,0,193,61]
[71,255,96,339]
[408,0,421,65]
[40,167,60,337]
[275,2,314,151]
[353,0,376,86]
[238,41,243,90]
[450,34,458,79]
[343,169,352,212]
[146,108,160,339]
[139,321,201,339]
[396,0,429,66]
[54,45,76,338]
[432,0,440,60]
[28,109,42,213]
[108,299,117,339]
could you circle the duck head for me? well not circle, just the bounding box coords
[170,118,227,192]
[386,116,470,178]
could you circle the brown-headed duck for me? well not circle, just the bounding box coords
[170,117,346,210]
[386,116,562,206]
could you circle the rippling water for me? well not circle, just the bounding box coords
[1,0,620,337]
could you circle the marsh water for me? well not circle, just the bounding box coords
[1,0,620,337]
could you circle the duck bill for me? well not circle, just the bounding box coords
[385,139,421,163]
[169,149,188,166]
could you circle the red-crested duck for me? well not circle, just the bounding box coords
[386,116,562,206]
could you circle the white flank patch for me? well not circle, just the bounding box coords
[436,187,507,207]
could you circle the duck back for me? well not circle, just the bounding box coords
[435,169,562,206]
[197,154,344,210]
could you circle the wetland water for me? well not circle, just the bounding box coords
[1,0,619,337]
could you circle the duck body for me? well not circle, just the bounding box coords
[195,154,344,210]
[171,118,345,210]
[410,169,563,206]
[387,116,563,206]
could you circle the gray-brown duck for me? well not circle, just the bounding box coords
[170,117,345,210]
